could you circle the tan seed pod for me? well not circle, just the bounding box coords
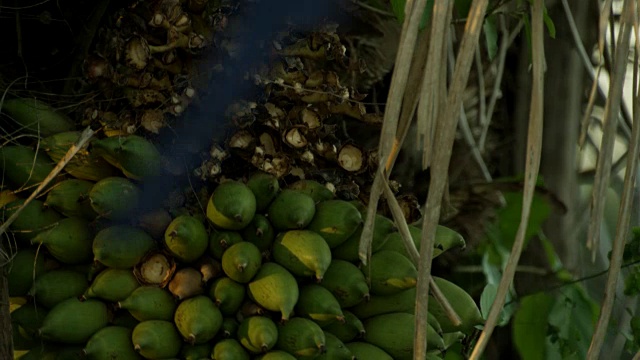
[168,268,204,300]
[229,130,255,150]
[300,108,321,129]
[338,144,365,172]
[284,127,308,149]
[196,257,223,283]
[134,252,176,287]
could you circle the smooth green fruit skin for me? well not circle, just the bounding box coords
[363,250,418,295]
[295,285,344,327]
[238,316,278,354]
[45,179,97,220]
[181,343,213,360]
[209,277,246,316]
[332,214,395,262]
[89,177,140,220]
[39,298,109,344]
[247,172,280,212]
[379,225,423,258]
[351,288,416,319]
[323,310,364,343]
[174,295,223,344]
[287,180,334,203]
[275,317,326,358]
[221,242,262,283]
[92,135,162,179]
[84,268,140,302]
[212,338,250,360]
[31,217,93,264]
[93,225,156,268]
[316,331,352,360]
[132,320,182,359]
[429,276,484,334]
[247,263,299,321]
[0,145,55,188]
[1,98,73,136]
[206,181,256,230]
[221,317,240,338]
[83,326,141,360]
[164,215,208,263]
[11,303,47,341]
[209,230,244,259]
[272,230,332,281]
[5,199,63,242]
[242,214,275,252]
[8,248,46,296]
[306,200,362,248]
[29,270,88,308]
[320,259,369,308]
[345,342,393,360]
[267,190,316,230]
[255,350,297,360]
[118,286,177,322]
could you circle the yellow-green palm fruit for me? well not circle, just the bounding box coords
[0,189,18,208]
[323,310,365,343]
[83,326,141,360]
[295,284,344,327]
[207,181,256,230]
[275,317,326,358]
[442,331,465,350]
[221,317,240,338]
[44,179,97,220]
[181,343,213,360]
[83,268,140,302]
[287,179,334,203]
[89,177,141,220]
[31,217,93,265]
[10,303,47,346]
[316,331,352,360]
[428,276,483,334]
[247,263,299,321]
[345,342,393,360]
[41,131,119,181]
[174,295,223,344]
[93,225,156,268]
[164,215,208,263]
[320,259,369,308]
[362,250,418,295]
[238,316,278,354]
[222,242,262,283]
[247,172,280,212]
[242,214,275,253]
[306,200,362,248]
[255,350,297,360]
[8,248,46,296]
[381,225,464,259]
[5,199,63,242]
[332,214,395,262]
[212,338,250,360]
[1,98,73,136]
[267,190,315,230]
[272,230,331,281]
[363,313,444,359]
[0,145,55,189]
[209,277,246,316]
[39,298,109,344]
[92,135,163,180]
[117,286,176,322]
[428,312,443,336]
[378,224,422,258]
[350,288,416,320]
[132,320,182,359]
[209,230,244,259]
[29,270,88,308]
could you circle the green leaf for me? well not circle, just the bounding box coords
[513,293,554,360]
[543,6,556,38]
[390,0,434,29]
[479,283,511,326]
[483,15,498,60]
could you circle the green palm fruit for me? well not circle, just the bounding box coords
[363,312,444,359]
[0,189,18,208]
[428,312,443,335]
[238,316,278,353]
[29,270,88,308]
[332,214,395,262]
[275,317,326,358]
[174,295,223,344]
[320,259,369,308]
[323,310,365,343]
[83,326,141,360]
[295,285,344,327]
[212,338,250,360]
[44,179,97,220]
[111,310,140,329]
[222,242,262,283]
[267,190,315,230]
[209,230,244,259]
[41,131,119,181]
[255,350,297,360]
[247,263,299,321]
[83,268,139,302]
[0,145,55,189]
[442,331,465,350]
[132,320,182,359]
[247,172,280,211]
[5,199,63,242]
[345,342,393,360]
[221,317,240,338]
[242,214,275,253]
[207,181,256,230]
[379,225,422,258]
[1,98,73,136]
[287,179,334,203]
[381,225,465,259]
[362,250,418,295]
[306,200,362,248]
[8,248,46,296]
[181,343,213,360]
[117,286,176,321]
[316,331,352,360]
[428,276,483,334]
[93,225,156,268]
[11,303,47,343]
[92,134,162,179]
[209,277,246,316]
[350,288,416,319]
[164,215,208,263]
[89,177,141,220]
[168,267,204,300]
[18,344,85,360]
[39,298,109,344]
[31,217,93,264]
[272,230,331,281]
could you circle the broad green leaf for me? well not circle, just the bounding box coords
[479,283,511,326]
[513,293,554,360]
[483,15,498,60]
